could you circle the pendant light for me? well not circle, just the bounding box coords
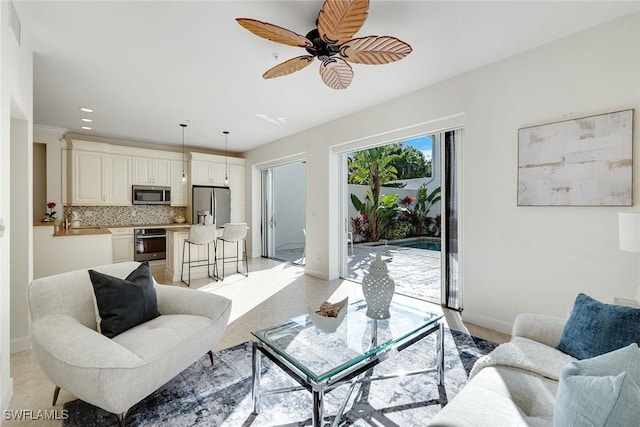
[223,131,229,186]
[180,123,187,183]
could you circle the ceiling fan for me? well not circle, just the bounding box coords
[236,0,412,90]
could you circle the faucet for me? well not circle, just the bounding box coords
[65,217,83,229]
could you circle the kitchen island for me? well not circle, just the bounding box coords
[166,226,242,283]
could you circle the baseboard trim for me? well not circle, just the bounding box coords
[1,376,13,414]
[10,336,31,354]
[462,312,513,336]
[304,268,330,281]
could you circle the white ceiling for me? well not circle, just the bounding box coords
[15,1,639,153]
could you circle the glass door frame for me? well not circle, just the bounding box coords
[260,168,275,258]
[258,156,307,261]
[333,117,464,308]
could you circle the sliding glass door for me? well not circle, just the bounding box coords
[340,128,462,309]
[260,162,306,264]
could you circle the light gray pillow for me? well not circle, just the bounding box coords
[554,343,640,427]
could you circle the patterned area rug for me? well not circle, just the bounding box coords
[63,329,497,426]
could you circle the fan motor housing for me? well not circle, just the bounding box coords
[305,29,340,61]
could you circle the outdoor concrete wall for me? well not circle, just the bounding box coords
[347,184,442,239]
[245,13,640,334]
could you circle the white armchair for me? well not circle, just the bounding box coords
[28,262,232,426]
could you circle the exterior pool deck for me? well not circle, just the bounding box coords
[275,241,441,303]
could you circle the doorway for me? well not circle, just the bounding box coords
[340,129,461,309]
[261,162,306,264]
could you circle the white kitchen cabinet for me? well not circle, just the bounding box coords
[229,164,245,204]
[133,157,171,186]
[70,151,131,205]
[230,205,246,223]
[109,228,134,263]
[106,155,133,205]
[171,160,188,206]
[190,160,227,186]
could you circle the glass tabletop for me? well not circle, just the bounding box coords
[251,298,443,383]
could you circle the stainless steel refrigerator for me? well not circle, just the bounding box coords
[191,185,231,225]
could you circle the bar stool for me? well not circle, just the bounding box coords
[216,223,248,280]
[181,224,217,286]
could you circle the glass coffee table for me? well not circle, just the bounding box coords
[251,297,444,427]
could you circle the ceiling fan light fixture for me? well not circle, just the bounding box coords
[237,0,411,90]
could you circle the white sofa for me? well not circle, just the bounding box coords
[28,262,232,426]
[429,313,575,426]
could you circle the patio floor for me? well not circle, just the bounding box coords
[275,243,441,304]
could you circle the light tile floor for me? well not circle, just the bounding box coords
[275,243,442,302]
[6,258,508,426]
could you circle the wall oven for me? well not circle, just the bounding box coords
[134,228,166,261]
[132,185,171,205]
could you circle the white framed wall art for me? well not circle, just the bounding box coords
[518,109,633,206]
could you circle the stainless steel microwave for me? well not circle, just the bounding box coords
[132,185,171,205]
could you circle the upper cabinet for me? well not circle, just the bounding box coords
[70,150,131,205]
[132,157,171,186]
[170,160,188,206]
[190,153,246,222]
[191,160,227,186]
[189,153,245,188]
[65,140,245,213]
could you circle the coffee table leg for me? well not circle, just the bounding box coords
[437,322,445,386]
[252,342,262,414]
[312,388,324,427]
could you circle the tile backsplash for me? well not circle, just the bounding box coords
[63,205,187,226]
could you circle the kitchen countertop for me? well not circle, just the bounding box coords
[107,223,189,229]
[53,227,112,237]
[35,222,191,237]
[166,227,191,233]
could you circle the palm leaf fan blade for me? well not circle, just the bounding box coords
[317,0,370,45]
[263,56,314,79]
[236,18,311,48]
[340,36,412,64]
[319,57,353,90]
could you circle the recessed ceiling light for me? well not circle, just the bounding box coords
[81,126,92,130]
[81,118,93,123]
[79,107,94,113]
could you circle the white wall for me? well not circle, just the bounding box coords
[246,13,640,333]
[33,126,66,212]
[0,0,34,412]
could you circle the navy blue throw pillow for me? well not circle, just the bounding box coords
[557,293,640,360]
[89,261,160,338]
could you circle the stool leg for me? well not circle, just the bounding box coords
[187,243,191,286]
[236,241,240,273]
[214,240,219,279]
[221,240,225,280]
[181,240,187,285]
[207,243,211,278]
[244,238,249,276]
